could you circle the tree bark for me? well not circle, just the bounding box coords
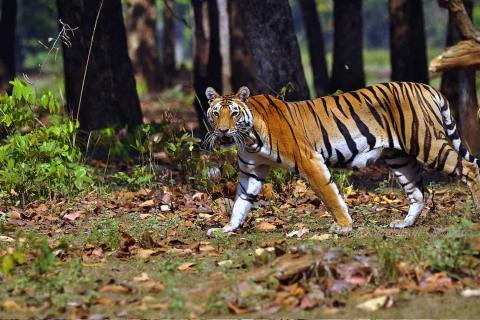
[191,0,222,135]
[0,0,17,93]
[331,0,365,92]
[163,0,176,84]
[126,0,163,92]
[389,0,429,83]
[298,0,330,97]
[228,0,257,92]
[439,0,480,41]
[57,0,143,132]
[217,0,231,93]
[441,0,480,155]
[242,0,309,101]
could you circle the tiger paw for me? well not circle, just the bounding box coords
[207,224,237,237]
[329,223,353,234]
[389,219,414,229]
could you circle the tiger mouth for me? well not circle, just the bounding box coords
[219,136,235,146]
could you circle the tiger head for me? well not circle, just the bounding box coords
[203,86,253,149]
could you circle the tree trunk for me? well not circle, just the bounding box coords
[163,0,176,84]
[441,0,480,155]
[228,0,257,92]
[298,0,330,97]
[242,0,309,101]
[331,0,365,92]
[126,0,162,92]
[389,0,429,83]
[0,0,17,93]
[57,0,142,132]
[191,0,222,135]
[217,0,230,93]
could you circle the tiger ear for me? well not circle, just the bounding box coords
[205,87,220,100]
[236,86,250,102]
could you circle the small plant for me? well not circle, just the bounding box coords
[375,241,399,282]
[375,179,389,194]
[1,232,57,276]
[112,165,154,189]
[87,220,121,250]
[332,169,353,194]
[426,218,480,278]
[0,79,92,204]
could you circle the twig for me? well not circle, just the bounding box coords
[163,0,191,29]
[76,0,104,124]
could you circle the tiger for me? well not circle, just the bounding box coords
[203,82,480,236]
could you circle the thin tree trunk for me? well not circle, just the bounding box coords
[389,0,429,83]
[206,0,222,94]
[331,0,365,92]
[192,0,222,135]
[217,0,230,93]
[242,0,309,101]
[298,0,330,97]
[57,0,142,131]
[441,0,480,155]
[228,0,257,92]
[0,0,17,93]
[126,0,162,92]
[163,0,176,84]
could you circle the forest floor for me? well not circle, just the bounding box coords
[1,85,480,318]
[1,165,480,318]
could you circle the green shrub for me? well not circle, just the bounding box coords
[0,79,92,204]
[426,218,480,278]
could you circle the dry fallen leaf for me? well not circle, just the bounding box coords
[96,296,113,306]
[7,210,21,220]
[228,302,252,315]
[136,248,157,259]
[286,228,309,238]
[177,262,196,272]
[139,199,155,208]
[310,233,332,241]
[356,296,392,312]
[218,260,233,267]
[3,299,21,311]
[461,288,480,297]
[160,205,171,212]
[99,284,132,294]
[261,183,275,200]
[133,272,150,282]
[142,280,165,293]
[63,211,84,222]
[255,221,277,232]
[0,235,15,243]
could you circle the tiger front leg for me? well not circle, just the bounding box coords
[303,158,353,234]
[207,164,271,236]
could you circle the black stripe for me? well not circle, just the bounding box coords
[239,168,265,182]
[333,114,359,160]
[336,149,345,164]
[343,95,376,149]
[423,127,432,163]
[238,156,255,165]
[332,95,348,118]
[388,161,411,169]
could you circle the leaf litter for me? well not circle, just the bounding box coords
[1,166,480,317]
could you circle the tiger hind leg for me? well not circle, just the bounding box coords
[428,144,480,212]
[385,154,425,228]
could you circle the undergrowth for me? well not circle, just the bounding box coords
[0,79,92,205]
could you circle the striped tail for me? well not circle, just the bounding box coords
[433,91,479,168]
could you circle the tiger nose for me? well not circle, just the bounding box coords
[218,127,229,134]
